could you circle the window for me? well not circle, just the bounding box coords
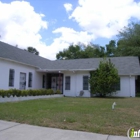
[42,75,45,88]
[28,72,32,87]
[83,76,89,90]
[9,69,15,87]
[112,78,120,90]
[65,76,70,90]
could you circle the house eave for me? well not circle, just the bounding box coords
[36,68,96,73]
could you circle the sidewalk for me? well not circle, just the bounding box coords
[0,120,139,140]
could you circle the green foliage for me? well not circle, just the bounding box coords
[56,89,61,94]
[106,40,117,56]
[56,44,106,60]
[89,58,119,96]
[116,22,140,57]
[25,46,39,55]
[0,90,5,98]
[0,89,56,98]
[47,89,54,95]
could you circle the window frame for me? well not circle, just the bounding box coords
[9,69,15,87]
[65,76,70,90]
[83,76,89,90]
[42,75,46,88]
[115,78,121,91]
[28,72,33,87]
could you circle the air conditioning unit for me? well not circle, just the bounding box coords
[79,90,84,96]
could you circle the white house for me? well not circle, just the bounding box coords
[0,41,140,97]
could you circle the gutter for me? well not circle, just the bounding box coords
[36,68,96,72]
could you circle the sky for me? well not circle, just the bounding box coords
[0,0,140,60]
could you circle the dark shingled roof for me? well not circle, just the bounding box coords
[0,41,53,69]
[0,41,140,75]
[52,57,140,75]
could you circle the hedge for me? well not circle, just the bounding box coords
[0,89,62,98]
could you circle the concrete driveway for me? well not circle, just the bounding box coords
[0,120,139,140]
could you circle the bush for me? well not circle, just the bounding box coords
[0,90,5,98]
[89,58,119,97]
[56,89,61,94]
[0,89,57,97]
[47,89,54,95]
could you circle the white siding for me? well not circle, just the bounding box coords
[115,76,136,97]
[63,71,90,97]
[0,58,137,97]
[0,59,45,90]
[63,72,136,97]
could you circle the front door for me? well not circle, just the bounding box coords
[51,76,63,93]
[20,73,26,90]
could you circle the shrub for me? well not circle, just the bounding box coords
[15,90,21,97]
[28,89,33,96]
[47,89,54,95]
[89,58,119,97]
[56,89,61,94]
[21,90,28,96]
[0,90,5,98]
[0,89,57,97]
[40,89,48,95]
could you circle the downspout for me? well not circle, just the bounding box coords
[129,75,131,97]
[74,71,77,97]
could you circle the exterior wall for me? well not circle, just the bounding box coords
[63,71,90,97]
[0,58,137,97]
[0,59,45,90]
[114,76,136,97]
[63,71,136,98]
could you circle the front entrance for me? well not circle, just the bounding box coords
[19,73,26,90]
[47,73,63,93]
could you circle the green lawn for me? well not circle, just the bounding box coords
[0,97,140,136]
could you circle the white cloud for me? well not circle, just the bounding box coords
[0,1,50,58]
[53,27,95,45]
[69,0,140,38]
[64,3,73,12]
[1,0,140,60]
[0,1,87,60]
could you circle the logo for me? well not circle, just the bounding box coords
[127,127,140,139]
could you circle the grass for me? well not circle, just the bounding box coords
[0,97,140,136]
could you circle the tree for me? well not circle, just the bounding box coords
[56,44,106,60]
[89,58,119,97]
[25,47,39,55]
[106,40,116,56]
[116,22,140,57]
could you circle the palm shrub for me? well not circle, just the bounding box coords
[89,58,119,97]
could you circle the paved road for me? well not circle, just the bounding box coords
[0,120,139,140]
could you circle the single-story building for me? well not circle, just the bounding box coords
[0,41,140,97]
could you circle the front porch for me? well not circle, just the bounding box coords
[46,73,63,94]
[37,69,64,93]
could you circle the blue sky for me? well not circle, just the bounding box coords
[0,0,140,59]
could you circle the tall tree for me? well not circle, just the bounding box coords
[56,44,106,60]
[116,22,140,57]
[106,40,116,56]
[25,47,39,55]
